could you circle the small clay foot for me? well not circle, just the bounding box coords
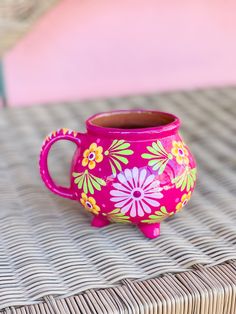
[91,215,110,228]
[138,223,160,239]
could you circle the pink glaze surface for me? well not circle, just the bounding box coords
[39,110,197,239]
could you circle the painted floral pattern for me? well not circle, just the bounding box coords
[80,193,100,215]
[171,141,189,165]
[176,191,192,212]
[82,143,103,169]
[72,170,106,195]
[104,139,134,176]
[102,208,131,223]
[110,167,163,217]
[141,206,174,224]
[172,166,196,192]
[71,135,196,227]
[141,140,173,174]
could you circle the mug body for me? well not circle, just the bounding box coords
[70,111,197,227]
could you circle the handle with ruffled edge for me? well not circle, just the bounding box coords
[39,128,84,200]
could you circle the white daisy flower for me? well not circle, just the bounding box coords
[110,167,163,217]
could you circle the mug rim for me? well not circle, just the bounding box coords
[86,110,180,139]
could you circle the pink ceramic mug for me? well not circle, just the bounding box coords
[39,110,197,239]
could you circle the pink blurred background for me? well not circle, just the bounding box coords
[3,0,236,106]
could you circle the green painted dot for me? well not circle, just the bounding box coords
[168,153,173,159]
[104,151,109,156]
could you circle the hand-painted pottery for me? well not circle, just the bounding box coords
[39,110,197,239]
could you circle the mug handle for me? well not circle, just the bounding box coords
[39,128,84,200]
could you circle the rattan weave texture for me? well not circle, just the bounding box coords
[0,0,60,56]
[0,87,235,312]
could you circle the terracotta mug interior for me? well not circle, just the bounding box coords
[90,111,176,130]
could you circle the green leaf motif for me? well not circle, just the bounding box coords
[141,206,174,224]
[72,171,106,195]
[142,141,172,175]
[105,139,134,176]
[113,143,130,150]
[113,155,128,164]
[172,167,197,192]
[83,176,88,194]
[111,157,122,171]
[103,208,131,224]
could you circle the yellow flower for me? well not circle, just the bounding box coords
[82,143,103,169]
[171,141,189,165]
[176,191,192,212]
[80,193,100,215]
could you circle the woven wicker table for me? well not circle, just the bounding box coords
[0,87,236,314]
